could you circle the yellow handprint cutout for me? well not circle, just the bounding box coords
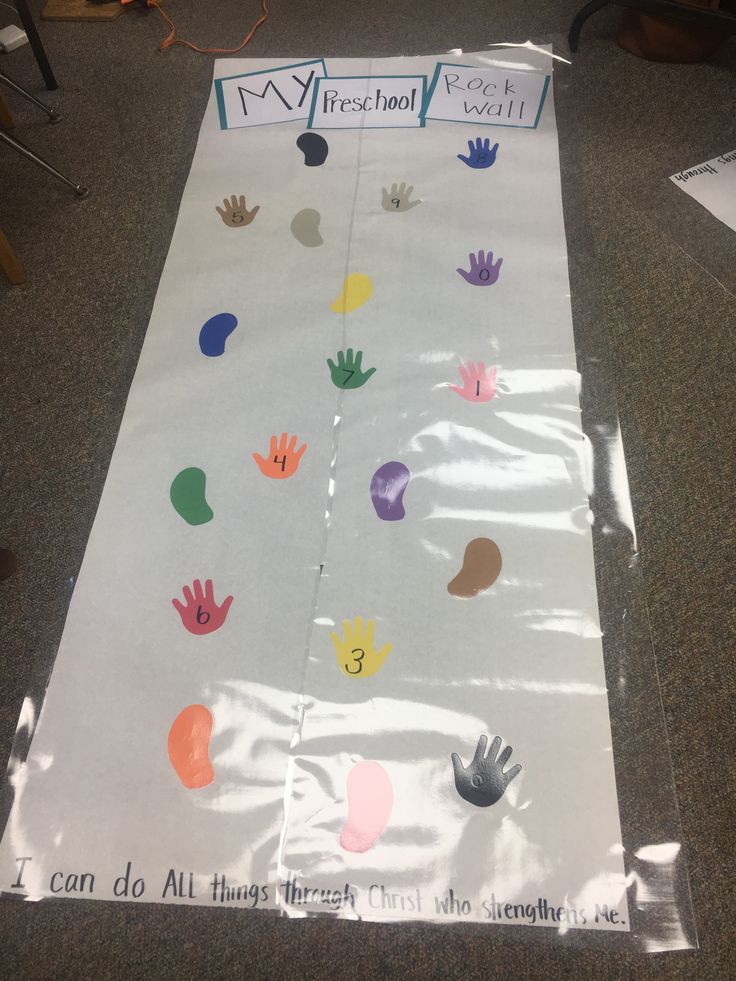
[331,617,392,678]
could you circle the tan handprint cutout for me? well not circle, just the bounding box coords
[216,195,260,227]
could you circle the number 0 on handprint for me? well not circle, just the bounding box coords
[331,617,392,678]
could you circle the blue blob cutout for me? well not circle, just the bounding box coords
[199,312,238,357]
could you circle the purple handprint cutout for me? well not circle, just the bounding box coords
[457,250,503,287]
[457,138,499,169]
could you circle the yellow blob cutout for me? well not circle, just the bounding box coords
[330,273,373,314]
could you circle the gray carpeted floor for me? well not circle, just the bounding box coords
[1,1,734,977]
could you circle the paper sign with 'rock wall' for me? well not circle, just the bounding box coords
[423,62,550,129]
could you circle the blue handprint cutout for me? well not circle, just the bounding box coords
[457,250,503,286]
[457,138,499,170]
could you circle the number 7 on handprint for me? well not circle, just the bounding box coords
[252,433,307,479]
[332,617,392,678]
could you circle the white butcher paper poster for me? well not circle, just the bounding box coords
[0,48,630,933]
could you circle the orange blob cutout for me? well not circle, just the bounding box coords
[167,704,214,789]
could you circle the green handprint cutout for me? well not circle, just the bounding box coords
[327,348,376,390]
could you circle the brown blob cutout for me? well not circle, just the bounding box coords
[447,537,502,598]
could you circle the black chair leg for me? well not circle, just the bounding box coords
[569,0,611,51]
[13,0,59,91]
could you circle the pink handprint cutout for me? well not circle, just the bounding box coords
[172,579,233,635]
[457,250,503,286]
[449,362,497,402]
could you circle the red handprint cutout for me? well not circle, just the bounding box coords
[172,579,233,635]
[252,432,307,479]
[449,362,497,402]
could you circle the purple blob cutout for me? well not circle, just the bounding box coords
[370,461,411,521]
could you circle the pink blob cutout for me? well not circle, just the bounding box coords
[339,761,393,853]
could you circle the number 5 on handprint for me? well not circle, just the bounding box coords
[253,433,307,479]
[332,617,392,678]
[216,195,260,227]
[457,138,499,170]
[449,362,497,402]
[381,182,421,212]
[172,579,233,635]
[457,250,503,286]
[451,733,521,808]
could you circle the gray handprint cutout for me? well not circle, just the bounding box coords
[381,182,421,212]
[451,733,521,807]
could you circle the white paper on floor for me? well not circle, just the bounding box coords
[671,149,736,233]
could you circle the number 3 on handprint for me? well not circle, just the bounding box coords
[253,433,307,479]
[332,617,392,678]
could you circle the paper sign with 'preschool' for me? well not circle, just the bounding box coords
[308,76,427,129]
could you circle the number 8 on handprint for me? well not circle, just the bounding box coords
[252,433,307,479]
[457,138,499,170]
[332,617,392,678]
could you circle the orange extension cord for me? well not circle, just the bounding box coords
[122,0,270,55]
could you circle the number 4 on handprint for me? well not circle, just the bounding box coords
[172,579,233,635]
[449,362,497,402]
[253,433,307,479]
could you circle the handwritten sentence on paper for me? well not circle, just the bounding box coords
[215,60,550,131]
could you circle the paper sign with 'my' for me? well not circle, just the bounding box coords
[423,63,550,129]
[308,75,427,129]
[215,60,327,130]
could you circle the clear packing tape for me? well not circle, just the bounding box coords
[0,44,696,952]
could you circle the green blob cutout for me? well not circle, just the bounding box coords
[170,467,213,526]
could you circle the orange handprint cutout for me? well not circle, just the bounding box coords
[172,579,233,635]
[252,433,307,479]
[168,704,214,789]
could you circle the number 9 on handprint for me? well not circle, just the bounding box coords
[331,617,392,678]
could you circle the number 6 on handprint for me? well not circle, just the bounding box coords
[253,433,307,479]
[172,579,233,635]
[451,733,521,808]
[332,617,392,678]
[457,138,499,170]
[457,250,503,286]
